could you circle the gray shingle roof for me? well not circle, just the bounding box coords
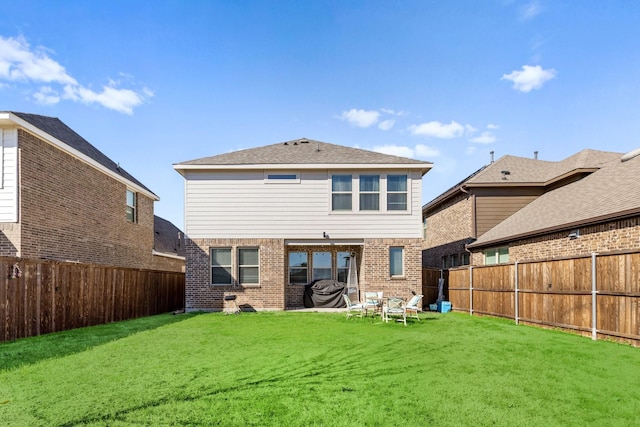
[467,149,621,185]
[10,112,157,197]
[175,138,433,168]
[154,215,185,257]
[469,151,640,248]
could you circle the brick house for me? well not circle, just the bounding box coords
[422,149,622,268]
[0,111,184,271]
[174,138,432,311]
[467,148,640,263]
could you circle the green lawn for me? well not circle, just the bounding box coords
[1,311,639,426]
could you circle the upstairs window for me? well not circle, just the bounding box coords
[332,175,352,211]
[126,189,137,223]
[265,171,300,183]
[387,175,407,211]
[359,175,379,211]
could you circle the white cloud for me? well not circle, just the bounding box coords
[487,123,500,130]
[502,65,556,93]
[520,0,542,20]
[33,86,60,105]
[372,144,439,159]
[469,132,496,144]
[466,146,477,155]
[0,35,151,114]
[340,109,380,128]
[378,119,395,131]
[408,120,465,139]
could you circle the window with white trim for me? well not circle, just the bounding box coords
[238,248,259,286]
[390,247,404,277]
[337,252,350,283]
[332,175,352,211]
[387,175,407,211]
[484,247,509,265]
[211,248,232,285]
[126,189,136,223]
[312,251,332,280]
[289,252,308,284]
[359,175,379,211]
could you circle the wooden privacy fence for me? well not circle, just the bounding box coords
[0,257,185,342]
[445,250,640,346]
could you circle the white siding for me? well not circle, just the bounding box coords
[184,170,423,239]
[0,128,18,222]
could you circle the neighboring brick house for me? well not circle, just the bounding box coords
[174,138,432,311]
[0,111,182,271]
[467,148,640,263]
[422,149,621,268]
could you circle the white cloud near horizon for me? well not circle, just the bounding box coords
[372,143,439,159]
[0,35,151,114]
[340,108,380,128]
[408,120,466,139]
[502,64,556,93]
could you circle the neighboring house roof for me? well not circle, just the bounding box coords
[0,111,158,200]
[153,215,185,258]
[468,150,640,248]
[174,138,432,174]
[466,149,621,186]
[422,149,621,214]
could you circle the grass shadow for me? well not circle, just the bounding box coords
[0,312,201,372]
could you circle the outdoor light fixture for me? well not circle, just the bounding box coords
[568,229,580,240]
[323,231,329,239]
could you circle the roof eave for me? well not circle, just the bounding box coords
[3,112,159,201]
[467,208,640,250]
[174,162,433,174]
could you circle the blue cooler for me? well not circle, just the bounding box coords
[437,301,452,313]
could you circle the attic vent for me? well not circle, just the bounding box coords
[621,148,640,162]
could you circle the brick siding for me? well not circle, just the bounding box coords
[12,129,156,269]
[470,216,640,264]
[422,193,473,267]
[186,237,424,311]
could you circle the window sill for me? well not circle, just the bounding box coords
[390,275,405,280]
[240,284,261,289]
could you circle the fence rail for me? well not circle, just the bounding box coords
[424,250,640,346]
[0,257,185,342]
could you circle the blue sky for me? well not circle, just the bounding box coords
[2,1,640,229]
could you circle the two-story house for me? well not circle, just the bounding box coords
[174,138,432,311]
[422,149,621,268]
[0,111,183,271]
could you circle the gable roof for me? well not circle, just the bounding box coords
[468,151,640,248]
[174,138,432,174]
[0,111,158,200]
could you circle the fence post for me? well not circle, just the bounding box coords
[514,262,519,325]
[591,252,598,341]
[469,266,473,316]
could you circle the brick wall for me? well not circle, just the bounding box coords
[151,254,185,273]
[470,216,640,264]
[185,237,285,311]
[186,237,424,311]
[17,129,155,269]
[422,193,473,267]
